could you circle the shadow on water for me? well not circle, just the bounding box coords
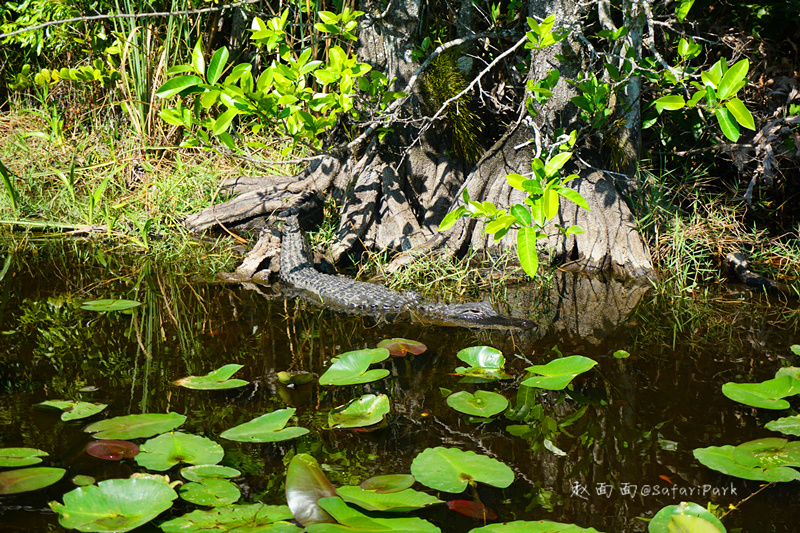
[0,240,799,532]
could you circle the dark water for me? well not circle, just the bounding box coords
[1,240,799,532]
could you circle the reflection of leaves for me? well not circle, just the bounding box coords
[360,474,415,493]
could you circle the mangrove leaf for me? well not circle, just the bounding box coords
[319,349,390,386]
[135,432,224,471]
[336,485,443,512]
[37,400,107,421]
[410,447,514,493]
[0,467,65,494]
[328,394,390,429]
[446,390,508,418]
[522,356,598,390]
[85,412,186,440]
[174,364,249,390]
[160,504,299,532]
[0,447,48,467]
[721,375,800,409]
[221,408,309,442]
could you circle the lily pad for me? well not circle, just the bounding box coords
[72,475,96,487]
[0,447,48,467]
[221,408,309,442]
[446,500,497,520]
[85,412,186,440]
[721,375,800,409]
[446,390,508,418]
[765,414,800,436]
[454,346,511,381]
[86,440,139,460]
[285,454,338,526]
[37,400,107,421]
[328,394,390,429]
[174,364,249,390]
[471,521,604,532]
[319,349,390,386]
[179,478,241,507]
[49,477,177,532]
[160,504,299,533]
[410,447,514,493]
[377,338,428,357]
[776,366,800,380]
[181,465,241,482]
[613,350,630,359]
[360,474,415,493]
[305,496,440,533]
[693,444,800,482]
[732,438,800,469]
[0,467,66,494]
[80,299,141,312]
[135,432,224,471]
[522,355,598,390]
[648,501,725,533]
[337,485,442,512]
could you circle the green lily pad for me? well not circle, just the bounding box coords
[85,412,186,440]
[328,394,390,429]
[522,355,598,390]
[471,520,604,532]
[648,501,725,533]
[135,432,224,471]
[337,485,442,512]
[410,447,514,493]
[693,444,800,482]
[49,477,177,532]
[360,474,415,493]
[160,504,299,533]
[80,299,141,312]
[0,467,65,494]
[181,465,240,482]
[454,346,511,381]
[377,338,428,357]
[613,350,630,359]
[732,438,800,469]
[319,349,390,386]
[446,390,508,418]
[776,366,800,380]
[285,454,338,526]
[37,400,107,421]
[765,415,800,436]
[72,475,95,487]
[305,497,440,533]
[174,364,249,390]
[0,447,48,467]
[179,478,241,507]
[221,408,309,442]
[721,375,800,409]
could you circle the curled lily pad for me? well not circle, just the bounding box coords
[220,408,309,443]
[135,432,224,471]
[376,338,427,357]
[0,447,48,467]
[49,477,177,532]
[37,400,107,421]
[360,474,415,493]
[446,390,508,418]
[86,440,140,460]
[454,346,511,381]
[522,355,598,390]
[328,394,390,429]
[411,447,514,493]
[85,412,186,440]
[174,364,249,390]
[285,454,338,526]
[0,467,66,494]
[319,349,390,386]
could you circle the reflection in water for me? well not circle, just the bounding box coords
[0,241,798,532]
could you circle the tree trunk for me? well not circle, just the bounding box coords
[185,0,655,280]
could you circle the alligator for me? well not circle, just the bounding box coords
[277,210,534,329]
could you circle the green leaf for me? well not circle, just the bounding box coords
[649,501,725,533]
[360,474,416,493]
[653,95,686,112]
[37,400,107,421]
[732,438,800,469]
[0,467,65,494]
[544,152,572,177]
[135,432,224,471]
[317,10,339,24]
[506,173,526,191]
[220,408,309,442]
[207,47,229,84]
[484,214,517,235]
[160,504,298,533]
[715,107,740,141]
[613,350,630,359]
[675,0,695,22]
[179,479,241,507]
[471,521,603,532]
[328,394,390,429]
[319,349,390,386]
[212,108,238,135]
[337,485,442,512]
[49,477,178,532]
[156,75,203,98]
[446,390,508,417]
[85,412,186,440]
[522,355,598,390]
[439,206,466,232]
[307,497,440,533]
[510,204,532,226]
[0,448,48,467]
[191,39,205,77]
[721,375,800,409]
[81,299,141,312]
[411,447,514,492]
[174,364,248,390]
[765,415,800,436]
[717,58,748,101]
[556,187,590,211]
[725,98,755,130]
[517,226,539,278]
[181,465,240,483]
[285,454,338,526]
[693,445,800,482]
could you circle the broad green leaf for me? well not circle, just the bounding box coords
[336,485,442,512]
[510,204,532,226]
[715,107,740,141]
[191,39,205,77]
[328,394,390,429]
[557,187,590,211]
[725,98,755,130]
[135,432,224,471]
[693,445,800,482]
[37,400,107,421]
[654,95,686,112]
[613,350,631,359]
[471,520,603,532]
[85,412,186,440]
[517,226,539,278]
[484,214,517,235]
[717,58,748,101]
[446,390,508,418]
[544,152,572,177]
[542,185,559,220]
[732,438,800,469]
[49,477,177,532]
[0,447,48,467]
[675,0,695,22]
[360,474,415,493]
[181,465,240,483]
[156,75,203,98]
[522,355,598,390]
[160,504,297,533]
[0,467,65,494]
[221,408,309,442]
[411,447,514,492]
[306,497,440,533]
[285,454,338,526]
[721,375,800,409]
[506,173,526,191]
[649,501,725,533]
[179,479,241,507]
[212,109,239,135]
[319,349,390,386]
[456,346,506,372]
[207,47,229,84]
[81,299,140,312]
[765,415,800,436]
[174,364,248,390]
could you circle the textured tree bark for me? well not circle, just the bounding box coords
[184,0,656,279]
